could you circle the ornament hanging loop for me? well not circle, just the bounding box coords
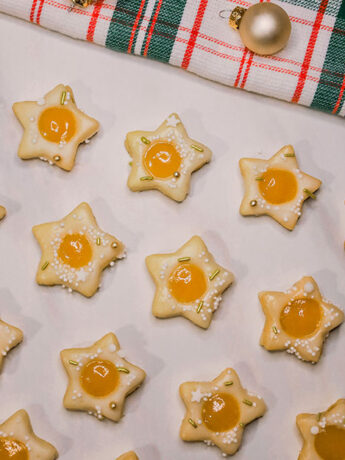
[218,9,231,20]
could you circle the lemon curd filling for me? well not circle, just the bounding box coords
[168,263,207,303]
[143,141,181,178]
[57,233,92,269]
[280,298,322,338]
[80,359,119,397]
[0,437,29,460]
[202,393,240,433]
[258,168,298,204]
[38,107,76,144]
[314,425,345,460]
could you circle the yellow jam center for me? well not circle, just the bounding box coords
[0,437,29,460]
[38,107,76,144]
[202,393,240,433]
[314,425,345,460]
[280,298,321,338]
[80,359,119,397]
[168,263,207,303]
[143,141,181,178]
[258,168,298,204]
[58,233,92,269]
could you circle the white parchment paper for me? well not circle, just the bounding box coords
[0,13,344,460]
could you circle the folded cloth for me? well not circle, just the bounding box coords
[1,0,344,117]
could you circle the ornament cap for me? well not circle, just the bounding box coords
[229,6,247,30]
[72,0,93,7]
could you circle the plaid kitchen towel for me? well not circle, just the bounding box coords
[1,0,345,116]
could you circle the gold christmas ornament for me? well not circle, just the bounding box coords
[71,0,93,7]
[226,3,291,56]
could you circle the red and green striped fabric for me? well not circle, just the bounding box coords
[1,0,344,116]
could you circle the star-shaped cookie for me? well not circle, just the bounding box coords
[297,399,345,460]
[0,409,58,459]
[179,368,266,456]
[126,113,212,202]
[12,84,99,171]
[117,452,139,460]
[61,333,146,422]
[146,235,234,329]
[0,206,6,221]
[0,319,23,371]
[32,202,125,297]
[239,145,322,230]
[259,276,344,363]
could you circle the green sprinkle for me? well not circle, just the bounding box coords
[60,91,66,105]
[96,237,101,246]
[188,418,198,429]
[209,269,220,281]
[303,188,316,199]
[129,161,133,166]
[224,381,233,386]
[317,412,321,421]
[272,326,278,334]
[41,261,49,271]
[178,257,191,262]
[69,360,78,366]
[284,153,295,157]
[239,422,245,428]
[191,144,204,152]
[255,177,264,181]
[197,301,204,314]
[140,176,153,181]
[243,399,253,406]
[117,367,130,374]
[141,136,150,145]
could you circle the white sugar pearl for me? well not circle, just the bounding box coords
[304,282,314,293]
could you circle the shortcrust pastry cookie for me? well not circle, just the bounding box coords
[13,84,99,171]
[116,452,139,460]
[61,333,146,422]
[126,113,212,202]
[239,145,321,230]
[32,202,125,297]
[0,409,58,459]
[0,206,6,221]
[0,319,23,371]
[297,399,345,460]
[260,276,344,362]
[146,236,234,329]
[180,368,266,456]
